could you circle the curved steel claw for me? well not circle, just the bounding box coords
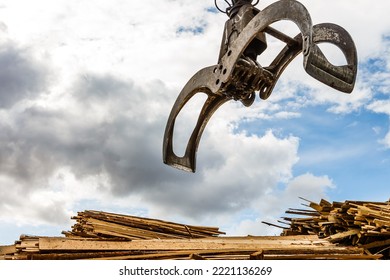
[163,66,230,172]
[304,23,357,93]
[163,0,358,172]
[259,23,358,99]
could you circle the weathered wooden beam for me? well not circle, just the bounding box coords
[37,236,354,252]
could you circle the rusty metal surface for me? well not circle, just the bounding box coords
[163,0,358,172]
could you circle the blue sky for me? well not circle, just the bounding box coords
[0,0,389,245]
[244,102,390,198]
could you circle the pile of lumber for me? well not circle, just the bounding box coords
[62,210,224,239]
[1,235,379,260]
[1,204,388,260]
[263,198,390,258]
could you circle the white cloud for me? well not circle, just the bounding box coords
[224,172,334,236]
[367,100,390,115]
[380,131,390,149]
[259,0,390,115]
[284,173,334,198]
[367,100,390,149]
[0,174,71,226]
[0,68,302,232]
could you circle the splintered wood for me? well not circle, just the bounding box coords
[263,198,390,258]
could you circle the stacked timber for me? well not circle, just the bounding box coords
[62,210,224,239]
[1,205,388,260]
[1,235,379,260]
[263,198,390,258]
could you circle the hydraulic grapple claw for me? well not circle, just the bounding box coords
[163,0,357,172]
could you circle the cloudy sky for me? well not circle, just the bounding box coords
[0,0,389,244]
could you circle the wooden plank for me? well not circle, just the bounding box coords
[285,210,320,216]
[325,229,360,242]
[38,236,353,252]
[263,254,382,260]
[261,247,364,255]
[363,239,390,249]
[373,218,390,227]
[261,221,289,229]
[86,249,258,260]
[309,202,323,212]
[0,245,17,255]
[29,251,138,260]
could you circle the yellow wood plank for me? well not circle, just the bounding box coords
[325,229,360,242]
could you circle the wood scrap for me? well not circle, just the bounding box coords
[263,198,390,258]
